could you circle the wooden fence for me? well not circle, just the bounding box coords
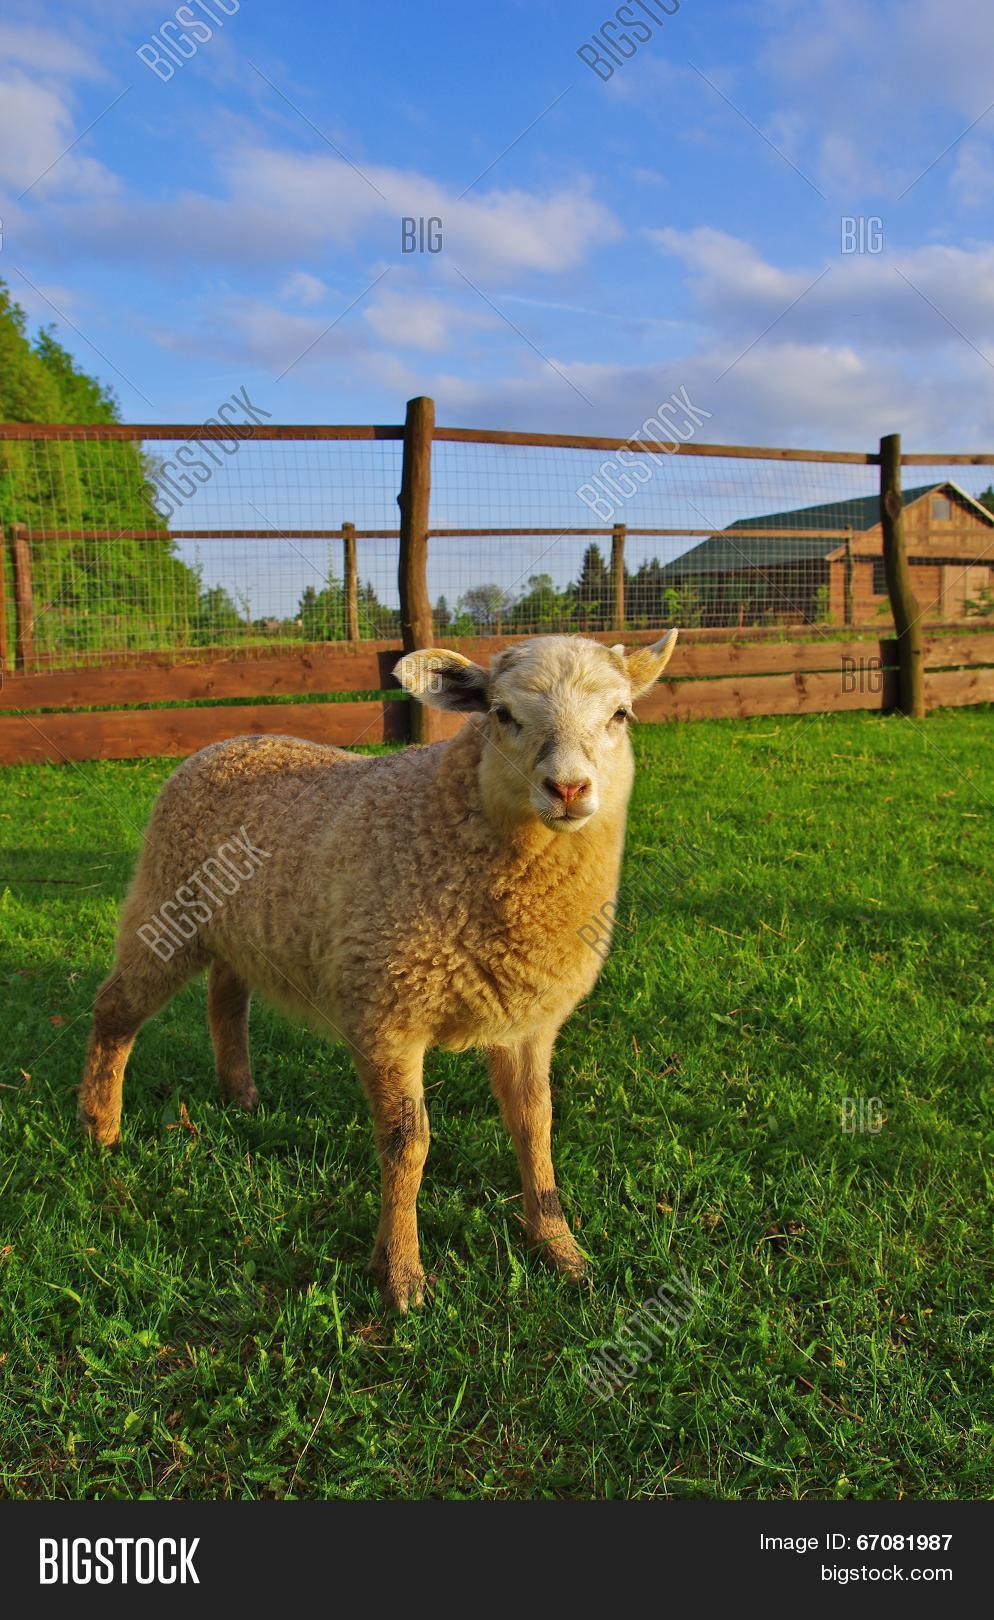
[1,401,994,764]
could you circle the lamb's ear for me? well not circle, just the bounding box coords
[624,629,679,697]
[393,648,490,713]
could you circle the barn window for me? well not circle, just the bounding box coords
[872,559,887,594]
[931,496,952,521]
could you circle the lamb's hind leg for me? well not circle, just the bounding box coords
[353,1045,429,1314]
[207,960,257,1111]
[487,1026,588,1280]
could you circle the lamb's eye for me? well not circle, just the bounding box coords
[493,704,517,726]
[612,707,631,724]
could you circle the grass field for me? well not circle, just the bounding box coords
[2,707,993,1499]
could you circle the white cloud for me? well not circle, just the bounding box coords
[0,21,103,79]
[362,287,493,352]
[150,295,365,375]
[427,221,994,449]
[951,140,994,208]
[13,137,620,276]
[280,270,329,307]
[762,0,994,197]
[652,226,994,352]
[0,70,118,197]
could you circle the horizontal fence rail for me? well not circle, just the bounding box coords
[1,398,994,760]
[2,627,993,765]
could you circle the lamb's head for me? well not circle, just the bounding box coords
[395,631,678,832]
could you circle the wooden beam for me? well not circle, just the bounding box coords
[880,433,925,718]
[0,525,8,682]
[923,632,994,668]
[397,395,436,743]
[0,634,907,713]
[0,645,397,713]
[0,698,410,765]
[925,667,994,708]
[343,521,360,643]
[431,427,877,463]
[10,523,33,673]
[0,424,406,442]
[637,668,896,723]
[610,523,626,632]
[900,453,994,466]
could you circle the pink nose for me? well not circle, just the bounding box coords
[544,778,590,807]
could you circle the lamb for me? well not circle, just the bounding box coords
[79,630,678,1311]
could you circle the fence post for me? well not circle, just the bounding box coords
[611,522,626,632]
[398,396,436,743]
[844,531,854,627]
[0,525,8,682]
[880,433,924,718]
[343,521,359,642]
[10,523,34,672]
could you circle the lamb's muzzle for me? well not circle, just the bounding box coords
[79,630,678,1312]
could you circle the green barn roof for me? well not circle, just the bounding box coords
[660,481,992,574]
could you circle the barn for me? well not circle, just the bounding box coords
[658,481,994,627]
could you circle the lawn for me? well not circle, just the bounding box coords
[1,707,993,1499]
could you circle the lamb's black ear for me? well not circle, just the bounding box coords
[393,649,489,713]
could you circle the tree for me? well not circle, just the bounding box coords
[457,583,506,631]
[192,584,243,646]
[434,593,452,632]
[572,542,610,628]
[508,573,572,632]
[296,567,396,641]
[0,279,201,660]
[979,485,994,517]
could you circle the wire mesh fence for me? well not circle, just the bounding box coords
[429,438,876,636]
[3,421,994,675]
[0,428,404,669]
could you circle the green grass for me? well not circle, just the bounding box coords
[2,708,994,1500]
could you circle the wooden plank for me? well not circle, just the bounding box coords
[10,523,33,672]
[923,632,994,668]
[901,453,994,466]
[9,648,990,760]
[343,522,360,643]
[0,524,7,680]
[0,425,406,442]
[16,623,886,675]
[431,427,877,463]
[611,523,625,633]
[925,667,994,709]
[0,647,394,712]
[398,396,436,744]
[881,433,924,718]
[2,625,902,703]
[26,528,401,541]
[664,637,895,679]
[0,618,906,709]
[637,668,896,723]
[0,698,409,765]
[429,525,855,538]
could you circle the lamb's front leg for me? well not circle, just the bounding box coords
[487,1027,588,1281]
[354,1045,429,1313]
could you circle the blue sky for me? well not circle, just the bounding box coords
[3,0,994,449]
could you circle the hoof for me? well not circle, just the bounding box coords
[78,1104,120,1149]
[219,1073,258,1112]
[368,1250,427,1315]
[536,1233,590,1282]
